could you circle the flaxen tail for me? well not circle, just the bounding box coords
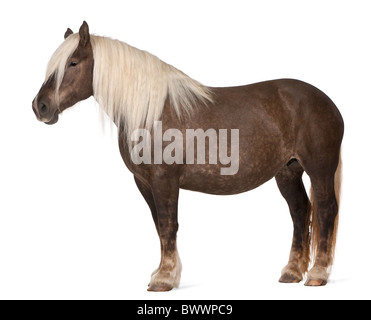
[309,152,342,267]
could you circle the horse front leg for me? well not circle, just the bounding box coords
[147,175,182,292]
[134,176,163,278]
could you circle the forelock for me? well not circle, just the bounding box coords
[45,34,80,90]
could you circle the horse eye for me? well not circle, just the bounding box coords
[70,61,78,67]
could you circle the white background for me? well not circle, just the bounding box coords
[0,0,370,300]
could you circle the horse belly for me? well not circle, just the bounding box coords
[179,153,287,195]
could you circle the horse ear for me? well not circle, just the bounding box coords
[64,28,73,39]
[78,21,90,47]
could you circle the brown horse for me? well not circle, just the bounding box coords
[32,22,344,291]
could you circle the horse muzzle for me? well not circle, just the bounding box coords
[32,98,59,125]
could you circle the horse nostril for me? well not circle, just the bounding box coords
[40,103,48,114]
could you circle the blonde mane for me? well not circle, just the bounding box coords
[45,34,213,144]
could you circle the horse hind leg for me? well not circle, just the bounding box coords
[275,159,311,283]
[305,168,341,286]
[299,151,342,286]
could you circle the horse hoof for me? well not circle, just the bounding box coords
[147,283,173,292]
[304,279,327,286]
[279,273,301,283]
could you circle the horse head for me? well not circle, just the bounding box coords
[32,21,94,124]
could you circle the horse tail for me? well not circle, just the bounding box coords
[309,151,342,266]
